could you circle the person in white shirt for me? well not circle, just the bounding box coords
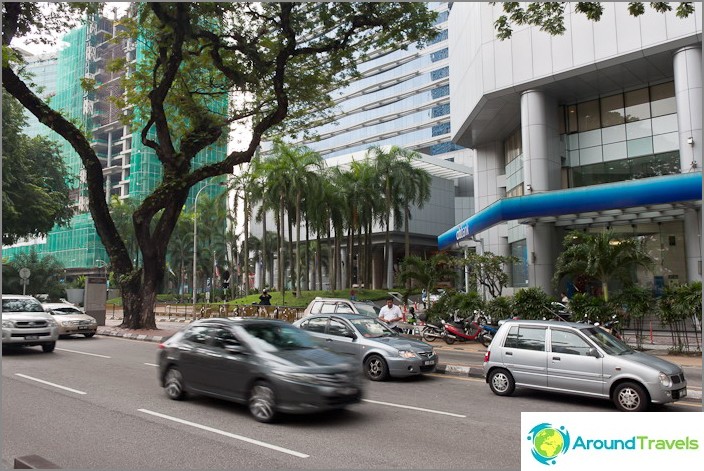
[378,297,403,330]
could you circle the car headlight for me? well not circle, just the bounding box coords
[89,318,97,324]
[45,318,58,327]
[2,320,14,328]
[658,372,672,388]
[398,350,418,359]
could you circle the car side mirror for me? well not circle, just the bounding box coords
[587,347,601,358]
[345,331,357,340]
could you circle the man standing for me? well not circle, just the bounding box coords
[378,296,403,330]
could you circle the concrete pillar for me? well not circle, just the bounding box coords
[673,46,702,171]
[521,89,561,291]
[674,46,702,282]
[526,223,557,292]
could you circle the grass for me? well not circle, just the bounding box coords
[106,288,416,308]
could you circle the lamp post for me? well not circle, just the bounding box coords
[192,181,226,308]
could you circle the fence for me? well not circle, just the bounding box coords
[162,303,306,324]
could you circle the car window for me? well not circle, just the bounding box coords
[353,302,379,317]
[550,329,591,356]
[320,303,337,314]
[2,298,45,313]
[301,317,327,333]
[581,326,633,356]
[505,326,546,351]
[349,318,396,338]
[51,307,83,315]
[209,327,241,349]
[241,323,317,351]
[328,318,351,337]
[309,301,323,314]
[335,303,354,314]
[182,325,211,345]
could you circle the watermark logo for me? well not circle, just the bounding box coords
[527,423,571,465]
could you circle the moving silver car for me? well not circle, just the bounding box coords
[158,317,363,423]
[483,319,687,411]
[42,302,98,338]
[294,313,437,381]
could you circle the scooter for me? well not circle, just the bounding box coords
[596,315,621,339]
[443,317,492,347]
[417,312,447,343]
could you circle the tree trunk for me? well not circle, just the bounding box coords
[295,192,302,297]
[261,211,268,289]
[329,224,336,291]
[243,193,250,296]
[278,197,284,291]
[347,226,353,289]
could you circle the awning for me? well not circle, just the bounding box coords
[438,172,702,250]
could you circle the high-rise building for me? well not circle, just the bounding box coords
[256,2,474,290]
[3,11,227,273]
[443,3,702,296]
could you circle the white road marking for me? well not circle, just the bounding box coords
[144,363,159,367]
[137,409,309,458]
[15,374,87,395]
[56,348,111,358]
[362,399,466,418]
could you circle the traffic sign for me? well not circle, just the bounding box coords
[19,268,31,279]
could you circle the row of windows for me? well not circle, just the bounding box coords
[504,326,593,355]
[571,151,680,188]
[560,82,676,134]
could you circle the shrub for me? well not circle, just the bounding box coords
[511,287,553,320]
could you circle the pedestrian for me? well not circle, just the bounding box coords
[350,289,357,301]
[561,292,569,304]
[259,289,272,306]
[407,306,416,324]
[421,288,427,309]
[378,296,403,331]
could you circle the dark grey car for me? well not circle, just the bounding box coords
[157,318,363,423]
[293,313,438,381]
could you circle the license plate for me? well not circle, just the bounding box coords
[424,360,435,366]
[679,388,687,399]
[25,335,39,340]
[78,326,89,330]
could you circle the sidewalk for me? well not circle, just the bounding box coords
[97,316,702,403]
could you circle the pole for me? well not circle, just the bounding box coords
[192,181,226,311]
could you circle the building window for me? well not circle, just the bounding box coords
[625,88,650,122]
[600,94,625,127]
[431,103,450,118]
[431,84,449,99]
[430,48,448,62]
[506,184,524,198]
[567,105,578,134]
[432,122,450,136]
[510,240,528,287]
[429,29,448,45]
[430,66,449,81]
[504,128,522,164]
[577,99,600,131]
[650,82,676,117]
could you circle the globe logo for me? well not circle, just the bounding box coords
[527,423,570,465]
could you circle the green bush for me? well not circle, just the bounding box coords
[511,287,553,320]
[568,292,616,324]
[485,296,512,323]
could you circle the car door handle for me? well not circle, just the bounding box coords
[505,351,512,356]
[552,356,561,361]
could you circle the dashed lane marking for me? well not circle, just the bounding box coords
[362,399,466,417]
[56,348,111,358]
[15,373,87,395]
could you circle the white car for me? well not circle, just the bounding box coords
[2,294,59,352]
[42,302,98,338]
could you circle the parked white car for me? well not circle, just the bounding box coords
[42,302,98,338]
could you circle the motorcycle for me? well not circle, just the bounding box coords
[443,317,492,347]
[416,312,447,343]
[595,314,621,339]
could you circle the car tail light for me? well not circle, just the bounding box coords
[157,343,165,349]
[483,351,490,362]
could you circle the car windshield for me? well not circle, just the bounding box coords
[240,323,318,352]
[2,299,45,313]
[581,326,633,355]
[353,302,380,317]
[350,318,397,338]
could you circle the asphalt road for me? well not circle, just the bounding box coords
[2,336,701,470]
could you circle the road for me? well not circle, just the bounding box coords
[2,336,701,470]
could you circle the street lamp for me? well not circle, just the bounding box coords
[192,181,226,307]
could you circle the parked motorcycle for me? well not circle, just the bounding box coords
[443,317,492,347]
[595,314,621,339]
[417,313,447,343]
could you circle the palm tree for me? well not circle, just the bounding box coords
[399,164,431,258]
[368,145,420,288]
[166,209,194,297]
[398,254,457,307]
[553,230,655,302]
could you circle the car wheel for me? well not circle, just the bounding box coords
[364,354,389,381]
[249,381,277,423]
[84,333,95,338]
[41,342,56,353]
[613,382,648,412]
[164,367,187,400]
[488,368,515,396]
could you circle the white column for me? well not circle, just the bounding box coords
[521,90,561,292]
[673,46,702,282]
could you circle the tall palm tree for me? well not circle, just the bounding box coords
[368,145,419,288]
[399,164,432,258]
[553,230,655,301]
[166,209,194,297]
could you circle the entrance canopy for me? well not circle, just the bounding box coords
[438,172,702,250]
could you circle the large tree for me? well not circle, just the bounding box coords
[492,2,695,40]
[2,90,73,245]
[3,2,438,329]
